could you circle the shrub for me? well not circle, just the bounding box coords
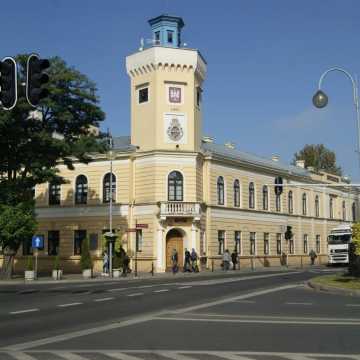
[349,223,360,277]
[53,255,60,270]
[26,256,33,271]
[80,237,92,270]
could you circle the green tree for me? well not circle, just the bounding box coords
[80,237,93,271]
[349,223,360,277]
[0,55,106,277]
[292,144,342,176]
[0,203,37,278]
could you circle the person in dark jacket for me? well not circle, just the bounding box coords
[183,248,191,272]
[309,249,317,265]
[231,249,238,270]
[171,248,178,274]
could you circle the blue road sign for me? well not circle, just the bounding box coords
[32,235,44,249]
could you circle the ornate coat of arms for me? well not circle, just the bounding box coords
[167,117,184,141]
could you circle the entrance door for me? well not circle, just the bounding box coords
[166,229,184,270]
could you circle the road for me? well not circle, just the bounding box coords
[0,267,359,359]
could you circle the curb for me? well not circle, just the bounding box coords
[307,279,360,297]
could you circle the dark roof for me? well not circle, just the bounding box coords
[148,14,185,28]
[202,142,310,178]
[112,136,136,152]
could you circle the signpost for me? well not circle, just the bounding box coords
[31,235,44,278]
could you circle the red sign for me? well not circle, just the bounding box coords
[136,224,148,229]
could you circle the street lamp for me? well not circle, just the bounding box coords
[312,67,360,169]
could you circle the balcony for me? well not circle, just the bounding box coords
[159,202,201,221]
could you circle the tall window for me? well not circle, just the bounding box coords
[289,238,294,254]
[217,176,224,205]
[342,200,346,221]
[218,230,225,255]
[168,171,183,201]
[49,182,61,205]
[303,234,308,254]
[75,175,88,205]
[302,193,307,215]
[316,235,321,254]
[329,197,334,219]
[234,179,240,207]
[138,87,149,104]
[103,173,116,203]
[250,232,256,255]
[235,231,241,254]
[262,185,268,210]
[74,230,87,256]
[315,195,320,217]
[48,231,60,256]
[249,182,255,209]
[167,30,174,43]
[264,233,269,255]
[352,202,356,222]
[276,194,281,212]
[288,191,293,214]
[276,233,282,255]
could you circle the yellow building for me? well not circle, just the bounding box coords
[15,15,358,273]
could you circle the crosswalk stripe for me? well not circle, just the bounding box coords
[157,351,200,360]
[7,352,37,360]
[214,353,255,360]
[105,352,146,360]
[55,352,89,360]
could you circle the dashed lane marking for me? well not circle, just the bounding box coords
[153,289,169,293]
[285,302,313,306]
[347,304,360,307]
[57,302,83,308]
[9,309,39,315]
[233,300,256,303]
[127,293,144,297]
[177,286,192,290]
[107,288,126,292]
[94,297,115,302]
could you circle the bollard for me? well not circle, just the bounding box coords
[151,262,154,276]
[300,255,303,268]
[135,257,138,277]
[251,256,255,271]
[211,259,214,272]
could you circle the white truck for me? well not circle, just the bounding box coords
[327,224,352,265]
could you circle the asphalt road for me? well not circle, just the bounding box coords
[0,267,359,360]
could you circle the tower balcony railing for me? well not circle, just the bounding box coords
[159,201,201,221]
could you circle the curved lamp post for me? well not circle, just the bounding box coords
[312,67,360,169]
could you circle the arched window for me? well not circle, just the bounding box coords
[168,171,183,201]
[288,191,293,214]
[217,176,225,205]
[342,200,346,221]
[234,179,240,207]
[249,182,255,209]
[276,194,281,212]
[352,202,356,222]
[49,182,61,205]
[302,193,307,215]
[315,195,320,217]
[262,186,268,210]
[103,173,116,203]
[329,197,334,219]
[75,175,88,205]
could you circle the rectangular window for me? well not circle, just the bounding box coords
[289,239,294,254]
[155,31,160,43]
[138,87,149,104]
[218,230,225,255]
[303,234,308,254]
[250,232,256,255]
[22,238,33,256]
[136,229,143,252]
[167,30,174,43]
[196,87,202,107]
[276,233,282,255]
[48,231,60,256]
[316,235,321,254]
[49,183,61,205]
[235,231,241,254]
[264,233,269,255]
[74,230,87,256]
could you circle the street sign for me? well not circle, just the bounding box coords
[136,224,148,229]
[31,235,44,249]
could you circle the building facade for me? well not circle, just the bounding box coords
[12,15,359,273]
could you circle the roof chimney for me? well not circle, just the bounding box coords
[271,155,279,162]
[224,142,235,149]
[296,159,305,168]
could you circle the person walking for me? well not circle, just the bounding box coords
[190,248,199,272]
[309,249,317,265]
[231,249,238,270]
[171,248,178,274]
[183,248,191,272]
[103,250,109,274]
[223,249,231,271]
[122,251,131,276]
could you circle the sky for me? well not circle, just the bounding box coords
[2,0,360,180]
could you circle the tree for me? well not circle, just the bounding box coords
[349,223,360,277]
[0,55,106,278]
[80,237,93,271]
[292,144,342,176]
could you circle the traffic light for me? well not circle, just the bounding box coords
[26,54,50,107]
[0,57,17,110]
[274,176,283,195]
[285,226,293,240]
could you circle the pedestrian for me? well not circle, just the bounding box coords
[190,248,199,272]
[103,250,109,274]
[122,251,131,276]
[231,249,238,270]
[223,249,231,271]
[183,248,191,272]
[171,248,178,274]
[309,249,317,265]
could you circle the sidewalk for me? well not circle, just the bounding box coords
[0,265,323,286]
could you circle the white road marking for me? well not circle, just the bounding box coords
[107,288,126,292]
[178,286,192,290]
[346,304,360,307]
[9,308,39,315]
[52,286,67,290]
[55,352,89,360]
[233,300,256,304]
[157,350,200,359]
[285,302,313,306]
[154,289,169,293]
[57,302,82,308]
[6,351,38,360]
[127,293,144,297]
[94,297,115,302]
[136,285,155,289]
